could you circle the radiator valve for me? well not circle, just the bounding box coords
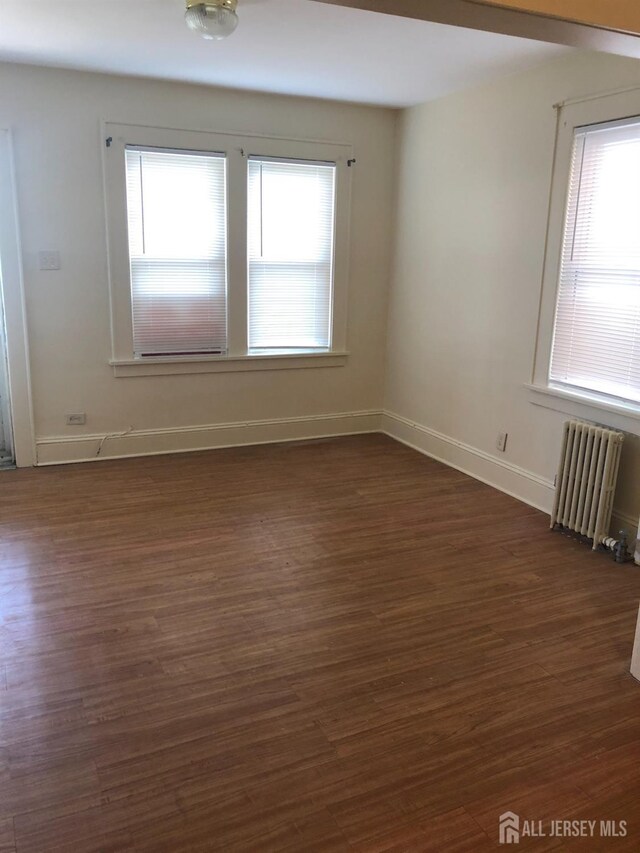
[601,531,630,563]
[615,531,629,564]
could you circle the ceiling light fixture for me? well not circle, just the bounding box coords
[185,0,239,41]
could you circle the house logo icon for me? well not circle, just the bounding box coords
[499,812,520,844]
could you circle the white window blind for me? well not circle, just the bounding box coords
[125,147,227,357]
[550,118,640,404]
[247,157,336,350]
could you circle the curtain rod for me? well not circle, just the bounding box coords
[554,83,640,111]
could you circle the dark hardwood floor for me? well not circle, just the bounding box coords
[1,434,639,851]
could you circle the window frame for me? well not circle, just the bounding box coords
[102,122,352,376]
[530,89,640,436]
[246,155,337,352]
[125,145,229,359]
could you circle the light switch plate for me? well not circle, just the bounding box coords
[38,251,61,271]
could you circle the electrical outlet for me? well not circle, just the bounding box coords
[66,413,86,426]
[38,251,61,271]
[496,432,508,453]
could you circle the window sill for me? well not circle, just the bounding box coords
[527,382,640,436]
[110,351,349,377]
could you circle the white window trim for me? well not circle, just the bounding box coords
[530,88,640,437]
[109,351,349,377]
[0,128,36,466]
[102,121,353,376]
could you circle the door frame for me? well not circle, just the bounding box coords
[0,128,35,467]
[0,280,13,459]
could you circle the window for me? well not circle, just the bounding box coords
[532,89,640,431]
[550,117,640,405]
[104,124,351,376]
[125,147,227,357]
[247,157,336,351]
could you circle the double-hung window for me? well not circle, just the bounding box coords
[104,124,350,376]
[247,157,336,351]
[550,117,640,404]
[533,91,640,428]
[125,147,227,357]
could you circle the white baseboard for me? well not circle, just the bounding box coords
[381,410,555,514]
[35,410,382,465]
[381,411,638,544]
[34,406,639,555]
[611,509,638,533]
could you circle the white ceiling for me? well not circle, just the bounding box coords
[0,0,572,107]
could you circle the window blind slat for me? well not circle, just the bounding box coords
[550,118,640,404]
[247,158,336,350]
[125,148,227,357]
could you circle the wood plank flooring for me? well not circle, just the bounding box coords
[1,434,639,851]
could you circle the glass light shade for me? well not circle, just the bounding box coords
[185,4,239,40]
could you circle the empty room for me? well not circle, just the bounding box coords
[2,0,640,850]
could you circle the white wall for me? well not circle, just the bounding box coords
[4,49,640,534]
[0,62,396,463]
[384,50,640,530]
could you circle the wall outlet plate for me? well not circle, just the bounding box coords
[38,251,61,271]
[66,413,86,426]
[496,432,508,453]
